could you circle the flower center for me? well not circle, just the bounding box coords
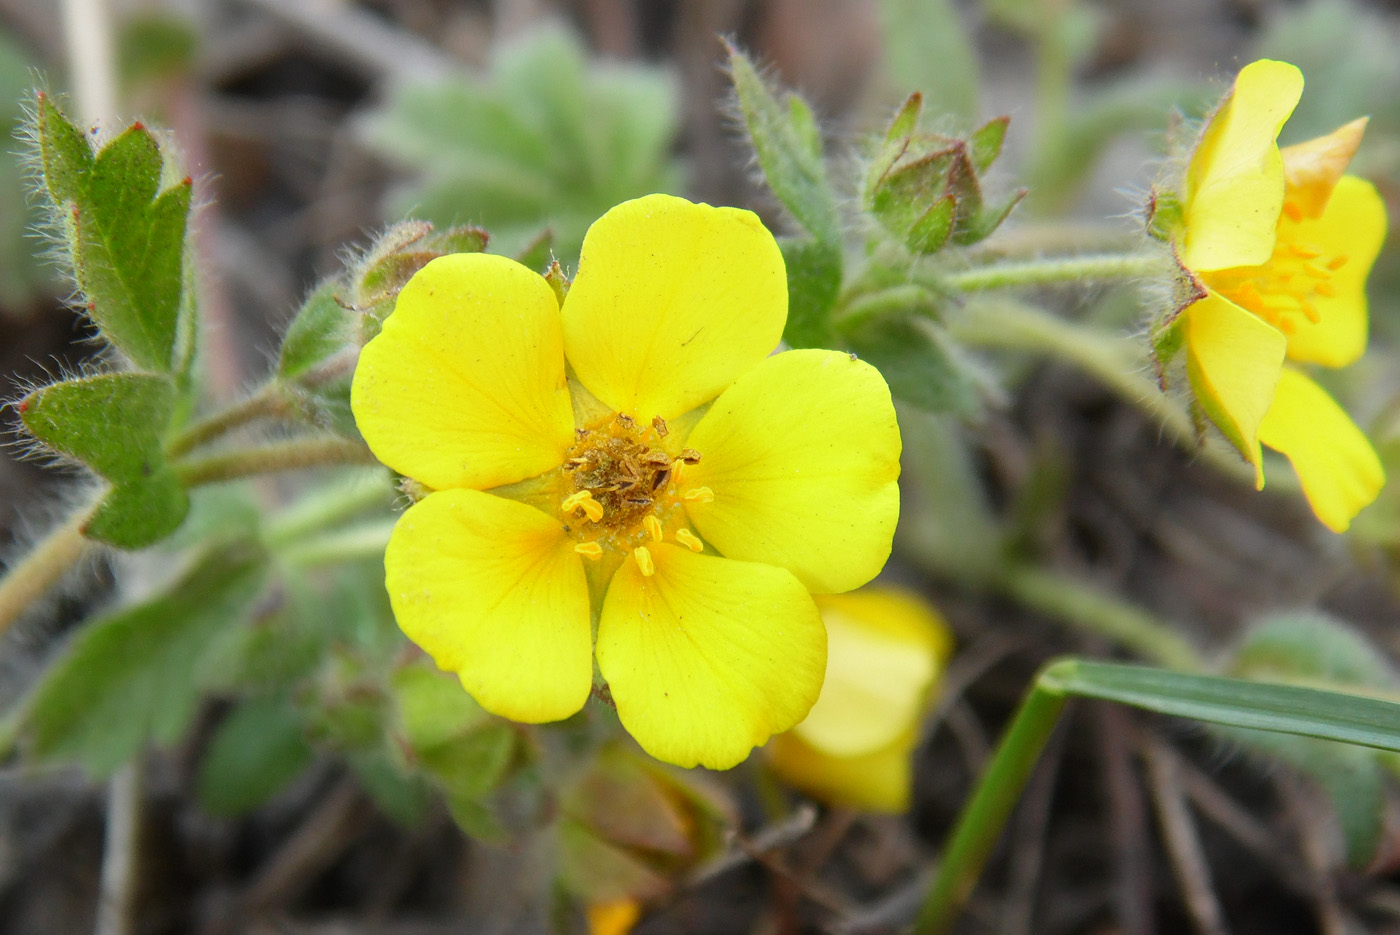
[1204,210,1349,336]
[557,413,710,575]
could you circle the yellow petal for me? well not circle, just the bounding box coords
[351,253,576,491]
[795,589,951,757]
[1281,117,1368,218]
[682,350,901,594]
[384,488,593,723]
[1281,175,1387,368]
[1184,293,1288,484]
[595,544,826,770]
[768,725,918,813]
[1182,59,1302,272]
[561,194,787,421]
[1258,368,1384,533]
[587,899,642,935]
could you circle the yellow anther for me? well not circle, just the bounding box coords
[643,515,663,542]
[1289,243,1322,259]
[1300,297,1320,324]
[1276,317,1297,335]
[1303,262,1332,279]
[633,546,655,577]
[1259,295,1300,311]
[1327,254,1350,270]
[562,490,606,522]
[1283,201,1303,223]
[675,528,705,552]
[683,486,714,504]
[574,541,604,559]
[1315,281,1337,297]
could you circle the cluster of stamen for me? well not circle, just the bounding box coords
[558,413,711,576]
[1205,200,1349,336]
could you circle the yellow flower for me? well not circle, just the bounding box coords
[1173,59,1387,532]
[767,587,950,812]
[350,194,901,770]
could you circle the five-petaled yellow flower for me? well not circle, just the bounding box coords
[1172,58,1387,532]
[351,194,901,770]
[767,587,950,812]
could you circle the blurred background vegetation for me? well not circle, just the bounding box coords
[2,1,1400,934]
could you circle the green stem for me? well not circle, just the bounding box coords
[166,384,289,458]
[934,252,1171,293]
[277,519,396,569]
[173,438,378,487]
[997,564,1204,672]
[834,283,939,331]
[0,497,97,637]
[914,678,1069,935]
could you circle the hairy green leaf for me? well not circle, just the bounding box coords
[197,696,314,816]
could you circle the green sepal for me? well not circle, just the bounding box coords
[196,696,314,817]
[725,42,841,245]
[953,186,1027,246]
[45,107,192,371]
[1147,187,1184,242]
[279,281,355,380]
[779,238,842,349]
[20,372,189,547]
[847,315,979,415]
[20,543,268,777]
[884,92,923,144]
[969,116,1010,173]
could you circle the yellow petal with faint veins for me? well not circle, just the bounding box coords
[1182,59,1303,272]
[385,488,593,723]
[1184,293,1288,485]
[768,725,918,813]
[1281,117,1368,218]
[352,253,576,491]
[561,194,787,421]
[1258,368,1384,532]
[596,544,825,770]
[795,589,951,757]
[682,350,901,594]
[1280,175,1387,368]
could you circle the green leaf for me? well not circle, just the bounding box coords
[83,466,189,548]
[726,44,842,245]
[1041,659,1400,753]
[20,372,175,479]
[197,696,314,817]
[279,281,354,380]
[394,664,516,802]
[20,372,189,547]
[35,92,92,205]
[23,544,268,776]
[349,750,430,827]
[847,316,978,414]
[779,238,841,349]
[877,0,979,120]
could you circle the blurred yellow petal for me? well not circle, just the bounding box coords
[1281,117,1368,218]
[385,488,593,723]
[796,590,950,757]
[352,253,576,491]
[561,194,787,421]
[768,725,918,813]
[1182,59,1302,272]
[682,350,901,594]
[596,545,825,770]
[1184,293,1288,484]
[1280,176,1387,368]
[1258,368,1384,533]
[587,899,642,935]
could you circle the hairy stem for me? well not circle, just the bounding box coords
[165,384,290,458]
[935,252,1171,292]
[0,498,96,637]
[173,438,378,487]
